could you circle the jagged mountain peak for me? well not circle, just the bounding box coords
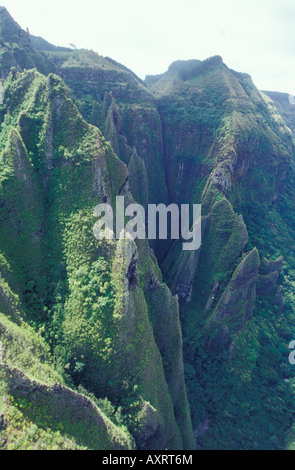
[0,6,30,45]
[0,7,55,78]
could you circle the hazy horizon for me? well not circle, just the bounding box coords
[2,0,295,95]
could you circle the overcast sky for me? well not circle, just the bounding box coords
[2,0,295,94]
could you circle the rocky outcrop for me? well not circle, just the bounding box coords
[256,271,279,297]
[211,161,233,193]
[206,249,260,350]
[133,401,162,450]
[2,365,134,450]
[171,248,201,302]
[257,256,285,310]
[274,285,284,311]
[260,256,284,276]
[143,263,195,449]
[110,238,194,450]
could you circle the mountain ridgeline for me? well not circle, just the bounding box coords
[0,7,295,450]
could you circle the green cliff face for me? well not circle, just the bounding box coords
[147,58,295,449]
[0,67,194,450]
[45,49,168,208]
[1,9,295,451]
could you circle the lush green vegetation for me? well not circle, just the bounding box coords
[151,58,295,449]
[0,60,194,450]
[1,7,295,451]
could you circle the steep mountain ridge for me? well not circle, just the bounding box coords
[147,59,295,449]
[45,48,168,208]
[1,9,295,450]
[0,67,194,449]
[0,7,55,78]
